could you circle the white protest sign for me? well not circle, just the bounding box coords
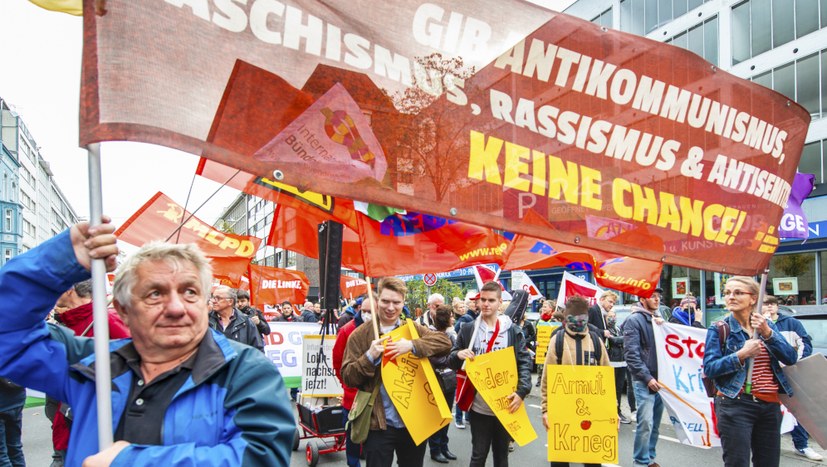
[301,335,343,398]
[263,322,322,388]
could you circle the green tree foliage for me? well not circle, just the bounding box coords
[405,278,465,313]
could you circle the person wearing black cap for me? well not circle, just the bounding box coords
[623,287,665,467]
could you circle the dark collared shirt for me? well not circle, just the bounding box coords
[113,343,197,445]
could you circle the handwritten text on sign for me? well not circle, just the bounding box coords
[381,321,451,446]
[545,365,617,464]
[466,347,537,446]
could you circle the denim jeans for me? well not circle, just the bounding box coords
[632,380,663,467]
[341,408,361,467]
[0,405,25,467]
[454,405,465,424]
[714,395,782,467]
[791,423,811,451]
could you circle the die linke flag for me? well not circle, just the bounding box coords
[247,264,309,307]
[115,192,261,286]
[340,276,368,299]
[81,1,811,277]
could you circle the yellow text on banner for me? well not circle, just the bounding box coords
[466,347,537,446]
[535,323,560,364]
[546,365,617,464]
[380,320,451,445]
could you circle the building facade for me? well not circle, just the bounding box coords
[0,97,80,264]
[561,0,827,308]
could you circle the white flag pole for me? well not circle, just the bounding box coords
[87,142,113,449]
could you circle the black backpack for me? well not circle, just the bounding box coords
[554,326,603,365]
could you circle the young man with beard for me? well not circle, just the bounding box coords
[450,281,532,467]
[234,290,270,337]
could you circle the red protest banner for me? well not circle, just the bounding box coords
[340,276,368,300]
[115,192,261,286]
[82,3,810,274]
[248,264,309,308]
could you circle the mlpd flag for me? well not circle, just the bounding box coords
[380,320,451,445]
[465,347,537,446]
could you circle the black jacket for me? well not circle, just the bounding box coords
[623,306,658,383]
[208,309,263,351]
[239,305,271,335]
[605,322,625,363]
[453,309,478,334]
[587,304,608,334]
[448,319,533,401]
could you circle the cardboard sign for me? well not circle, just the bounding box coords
[466,347,537,446]
[780,354,827,449]
[545,365,617,464]
[535,323,560,364]
[301,335,343,398]
[381,320,451,445]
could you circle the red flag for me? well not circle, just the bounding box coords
[557,272,602,306]
[340,276,368,300]
[115,192,261,286]
[247,264,309,307]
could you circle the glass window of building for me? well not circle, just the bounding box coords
[752,50,826,120]
[665,17,718,65]
[799,140,823,184]
[590,7,612,28]
[769,253,817,305]
[797,0,820,37]
[621,0,712,34]
[798,53,821,115]
[732,0,826,65]
[4,209,11,232]
[823,49,827,115]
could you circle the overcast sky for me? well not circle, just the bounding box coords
[0,0,574,226]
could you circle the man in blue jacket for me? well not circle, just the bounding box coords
[0,219,295,466]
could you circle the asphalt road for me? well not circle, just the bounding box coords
[20,373,826,466]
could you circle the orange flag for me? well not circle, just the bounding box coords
[116,192,261,286]
[247,264,309,307]
[340,276,368,300]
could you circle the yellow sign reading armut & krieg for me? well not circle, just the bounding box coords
[381,320,451,445]
[546,365,617,464]
[466,347,537,446]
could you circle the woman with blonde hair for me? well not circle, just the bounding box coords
[702,276,797,467]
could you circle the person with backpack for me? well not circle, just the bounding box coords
[605,309,632,424]
[540,296,609,466]
[703,277,797,467]
[623,287,665,467]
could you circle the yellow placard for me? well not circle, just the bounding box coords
[535,323,560,364]
[380,320,451,445]
[466,347,537,446]
[545,365,617,464]
[253,178,334,212]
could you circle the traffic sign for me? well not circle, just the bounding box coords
[423,273,437,287]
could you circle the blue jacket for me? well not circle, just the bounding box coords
[0,231,295,466]
[623,306,659,383]
[702,314,798,398]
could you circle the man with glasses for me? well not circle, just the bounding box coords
[624,287,665,467]
[762,295,822,461]
[208,286,263,351]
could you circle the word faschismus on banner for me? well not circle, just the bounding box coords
[81,1,810,275]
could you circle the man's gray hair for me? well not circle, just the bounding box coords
[113,242,213,310]
[427,293,445,305]
[73,279,93,298]
[214,285,237,306]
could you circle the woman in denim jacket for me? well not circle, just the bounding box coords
[702,276,798,467]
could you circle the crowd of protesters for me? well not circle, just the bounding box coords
[0,220,822,467]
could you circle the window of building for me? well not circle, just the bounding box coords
[590,7,613,28]
[665,16,719,65]
[799,139,826,192]
[750,48,826,120]
[769,253,817,305]
[4,209,12,232]
[732,0,827,65]
[4,249,11,263]
[620,0,712,35]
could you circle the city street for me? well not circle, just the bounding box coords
[21,373,826,466]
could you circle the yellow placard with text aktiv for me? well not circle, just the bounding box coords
[466,347,537,446]
[380,320,451,445]
[546,365,617,464]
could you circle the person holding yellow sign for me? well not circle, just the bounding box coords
[540,296,611,467]
[341,277,452,467]
[449,281,533,467]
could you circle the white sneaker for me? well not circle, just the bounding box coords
[797,447,824,461]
